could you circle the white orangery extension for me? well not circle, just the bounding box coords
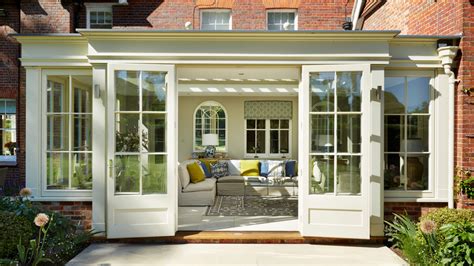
[16,30,459,239]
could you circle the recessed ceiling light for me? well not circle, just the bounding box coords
[178,78,191,81]
[281,79,295,82]
[208,88,219,92]
[242,88,254,93]
[190,87,202,92]
[264,78,278,82]
[259,88,271,93]
[225,88,237,92]
[230,78,243,82]
[212,78,226,82]
[277,88,288,93]
[195,78,208,81]
[247,78,261,82]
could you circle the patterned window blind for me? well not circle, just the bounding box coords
[244,101,292,119]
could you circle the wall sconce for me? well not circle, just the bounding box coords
[94,84,101,98]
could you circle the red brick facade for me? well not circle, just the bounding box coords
[40,201,92,230]
[0,0,471,230]
[361,0,474,211]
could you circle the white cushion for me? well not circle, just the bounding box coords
[267,160,285,177]
[183,178,217,192]
[178,160,196,189]
[227,160,241,175]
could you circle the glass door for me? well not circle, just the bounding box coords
[299,65,371,239]
[106,64,176,239]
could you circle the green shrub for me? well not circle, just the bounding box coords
[420,207,473,230]
[0,197,95,264]
[0,211,34,259]
[439,221,474,265]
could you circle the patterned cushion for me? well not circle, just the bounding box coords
[198,161,212,178]
[267,160,285,177]
[285,160,297,177]
[211,161,229,178]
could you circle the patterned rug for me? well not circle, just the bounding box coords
[206,196,298,216]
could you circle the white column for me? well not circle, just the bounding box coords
[370,66,384,236]
[92,64,107,233]
[25,67,42,198]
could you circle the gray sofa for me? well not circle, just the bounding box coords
[178,159,297,206]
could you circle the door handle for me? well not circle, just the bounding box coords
[109,159,113,178]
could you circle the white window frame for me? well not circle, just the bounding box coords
[40,69,93,198]
[200,9,232,30]
[193,101,228,153]
[244,119,292,159]
[0,99,17,165]
[85,3,113,29]
[384,70,437,200]
[266,9,298,31]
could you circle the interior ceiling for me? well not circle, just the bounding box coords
[177,66,300,84]
[177,66,300,96]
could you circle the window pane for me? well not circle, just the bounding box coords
[47,115,69,151]
[1,130,16,156]
[72,114,92,151]
[217,130,226,152]
[256,119,265,129]
[246,130,256,153]
[407,77,430,113]
[310,155,334,194]
[311,114,334,153]
[385,77,405,114]
[90,12,97,24]
[71,153,92,190]
[280,119,289,129]
[406,115,429,153]
[47,76,69,113]
[142,71,167,112]
[384,153,404,190]
[270,130,279,153]
[115,155,140,193]
[280,130,289,153]
[115,113,140,152]
[72,76,92,113]
[406,154,429,190]
[115,70,139,111]
[142,114,166,153]
[5,100,15,114]
[142,155,167,194]
[337,72,361,112]
[384,115,405,152]
[337,115,361,153]
[270,119,279,129]
[104,12,112,23]
[97,11,104,23]
[247,120,255,129]
[47,152,69,189]
[1,114,15,129]
[256,131,265,153]
[311,72,335,112]
[336,156,361,195]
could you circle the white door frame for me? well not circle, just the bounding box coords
[106,63,177,239]
[299,64,372,239]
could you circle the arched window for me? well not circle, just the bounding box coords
[194,101,227,152]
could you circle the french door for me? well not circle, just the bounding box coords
[299,65,371,239]
[106,64,177,238]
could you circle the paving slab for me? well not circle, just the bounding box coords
[67,243,407,265]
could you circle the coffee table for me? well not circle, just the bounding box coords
[243,177,298,207]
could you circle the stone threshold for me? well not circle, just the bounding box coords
[93,231,385,245]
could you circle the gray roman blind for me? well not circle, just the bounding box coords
[244,101,293,119]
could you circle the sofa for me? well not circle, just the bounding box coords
[178,159,297,206]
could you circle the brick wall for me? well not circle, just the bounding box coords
[40,201,93,230]
[384,202,448,221]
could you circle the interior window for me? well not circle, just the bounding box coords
[245,119,291,157]
[194,101,227,152]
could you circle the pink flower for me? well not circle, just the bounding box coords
[420,220,436,234]
[34,213,49,227]
[19,187,32,197]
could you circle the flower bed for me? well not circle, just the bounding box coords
[0,189,96,265]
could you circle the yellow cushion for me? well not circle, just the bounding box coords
[187,162,206,183]
[240,160,260,176]
[199,159,218,173]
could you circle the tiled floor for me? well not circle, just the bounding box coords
[178,206,298,231]
[68,243,408,265]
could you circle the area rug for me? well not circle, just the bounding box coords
[206,196,298,216]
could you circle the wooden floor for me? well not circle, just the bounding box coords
[95,231,385,245]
